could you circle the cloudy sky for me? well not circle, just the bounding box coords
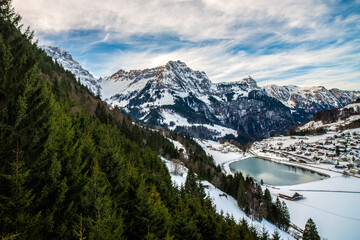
[13,0,360,90]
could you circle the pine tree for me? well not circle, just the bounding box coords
[237,176,247,210]
[274,197,282,227]
[260,226,270,240]
[130,124,142,145]
[303,218,320,240]
[280,201,290,231]
[172,208,199,240]
[263,188,273,220]
[271,230,281,240]
[185,166,205,197]
[0,143,41,239]
[130,184,171,239]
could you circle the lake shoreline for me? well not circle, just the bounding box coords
[228,156,329,186]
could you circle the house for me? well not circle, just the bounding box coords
[292,192,304,200]
[279,192,304,201]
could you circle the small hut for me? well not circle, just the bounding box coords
[279,192,304,201]
[291,192,303,200]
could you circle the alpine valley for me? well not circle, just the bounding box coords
[43,46,360,143]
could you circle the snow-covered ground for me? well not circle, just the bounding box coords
[168,138,188,157]
[268,176,360,240]
[196,137,360,240]
[298,103,360,132]
[160,110,238,138]
[195,139,250,174]
[165,136,360,239]
[161,157,294,240]
[252,128,360,175]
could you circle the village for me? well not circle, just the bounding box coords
[251,128,360,176]
[205,141,242,153]
[194,131,360,240]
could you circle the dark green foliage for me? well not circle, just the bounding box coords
[260,227,270,240]
[95,102,109,124]
[237,176,247,210]
[280,201,290,231]
[271,230,281,240]
[0,1,262,239]
[0,144,41,239]
[184,167,205,198]
[303,218,320,240]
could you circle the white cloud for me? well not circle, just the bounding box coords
[13,0,339,42]
[13,0,360,90]
[88,39,359,90]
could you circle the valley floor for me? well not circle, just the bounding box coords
[162,157,295,240]
[196,137,360,240]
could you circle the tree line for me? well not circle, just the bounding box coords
[0,1,263,239]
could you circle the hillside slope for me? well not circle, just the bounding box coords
[263,85,359,123]
[1,3,268,239]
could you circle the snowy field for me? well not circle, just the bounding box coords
[196,137,360,240]
[267,176,360,240]
[161,156,294,240]
[160,110,238,138]
[195,139,249,173]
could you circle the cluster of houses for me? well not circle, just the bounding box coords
[206,142,242,153]
[253,130,360,174]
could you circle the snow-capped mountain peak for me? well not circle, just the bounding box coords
[263,84,360,123]
[42,45,101,93]
[43,45,359,142]
[100,62,294,141]
[236,75,257,88]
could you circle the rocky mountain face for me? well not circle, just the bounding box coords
[43,46,360,142]
[263,85,359,123]
[101,61,294,142]
[42,45,101,93]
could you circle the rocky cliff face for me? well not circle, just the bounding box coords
[101,61,294,142]
[42,45,101,93]
[44,46,360,142]
[263,85,359,123]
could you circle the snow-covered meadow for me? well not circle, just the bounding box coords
[165,135,360,239]
[162,156,294,240]
[162,140,294,240]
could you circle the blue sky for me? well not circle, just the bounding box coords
[14,0,360,90]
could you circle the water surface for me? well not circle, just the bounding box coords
[229,157,328,186]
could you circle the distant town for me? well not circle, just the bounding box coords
[251,129,360,177]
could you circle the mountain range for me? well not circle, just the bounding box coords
[42,46,360,143]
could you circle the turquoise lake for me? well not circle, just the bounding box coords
[229,157,328,186]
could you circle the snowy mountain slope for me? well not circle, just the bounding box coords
[297,102,360,132]
[43,45,359,142]
[102,61,294,142]
[162,157,295,240]
[263,84,360,123]
[252,129,360,240]
[42,45,101,94]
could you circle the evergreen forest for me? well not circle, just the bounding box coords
[0,1,290,239]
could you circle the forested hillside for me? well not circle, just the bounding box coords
[0,1,266,239]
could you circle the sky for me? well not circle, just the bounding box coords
[13,0,360,90]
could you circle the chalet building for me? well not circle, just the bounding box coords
[279,192,304,201]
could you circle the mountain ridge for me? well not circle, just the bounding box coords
[41,45,101,93]
[43,46,360,142]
